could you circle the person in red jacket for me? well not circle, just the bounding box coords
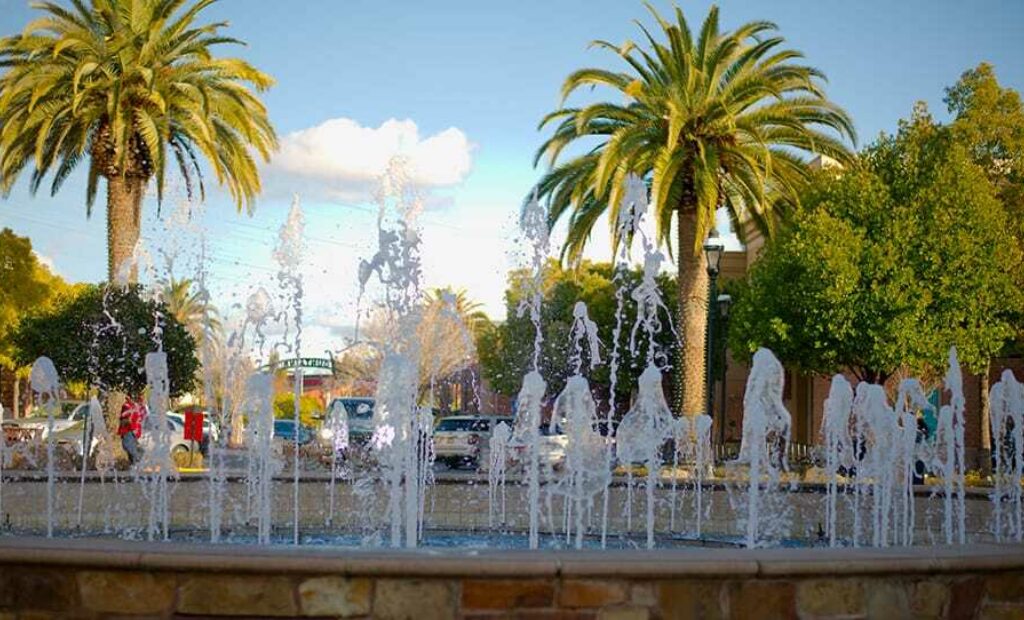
[117,397,147,465]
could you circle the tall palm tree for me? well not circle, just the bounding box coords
[534,4,856,416]
[0,0,277,282]
[426,287,491,338]
[163,277,221,342]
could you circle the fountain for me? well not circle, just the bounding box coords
[29,357,60,538]
[547,302,609,549]
[1,158,1023,620]
[734,348,792,547]
[990,369,1023,542]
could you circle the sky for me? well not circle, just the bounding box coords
[1,0,1023,357]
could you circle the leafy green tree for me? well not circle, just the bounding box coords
[944,64,1024,354]
[729,106,1024,383]
[0,228,71,370]
[0,227,75,414]
[532,4,855,415]
[0,0,277,282]
[944,63,1024,227]
[478,260,678,415]
[14,284,199,399]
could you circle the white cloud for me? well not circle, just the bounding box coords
[266,117,474,200]
[33,250,59,275]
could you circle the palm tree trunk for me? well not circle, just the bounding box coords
[106,175,145,283]
[105,174,145,463]
[677,208,709,417]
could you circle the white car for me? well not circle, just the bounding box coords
[434,415,514,468]
[139,415,200,460]
[509,424,569,470]
[166,411,217,453]
[3,401,89,440]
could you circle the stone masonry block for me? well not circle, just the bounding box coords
[560,580,629,608]
[177,574,297,617]
[374,579,455,620]
[461,579,555,610]
[796,579,865,617]
[77,570,175,615]
[298,576,372,617]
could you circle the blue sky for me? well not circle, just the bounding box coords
[1,0,1023,353]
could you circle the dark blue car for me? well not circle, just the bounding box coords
[273,419,315,445]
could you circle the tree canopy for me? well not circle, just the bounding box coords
[0,227,74,370]
[728,105,1024,382]
[0,0,278,281]
[531,4,855,416]
[0,0,277,209]
[14,283,199,398]
[477,260,678,409]
[945,63,1024,229]
[338,287,491,402]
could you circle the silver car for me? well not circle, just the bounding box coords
[433,415,513,469]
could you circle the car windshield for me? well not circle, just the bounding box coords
[342,400,373,419]
[436,418,490,432]
[331,399,372,420]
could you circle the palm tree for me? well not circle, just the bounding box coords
[0,0,277,282]
[533,4,856,416]
[163,277,221,342]
[426,287,491,338]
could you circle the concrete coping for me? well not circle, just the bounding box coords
[0,471,999,499]
[0,536,1021,579]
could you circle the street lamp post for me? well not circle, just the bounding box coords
[703,230,724,421]
[716,293,732,446]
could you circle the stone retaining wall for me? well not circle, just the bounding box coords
[0,538,1022,619]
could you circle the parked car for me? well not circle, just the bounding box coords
[140,415,200,461]
[319,397,375,449]
[5,401,89,439]
[166,411,216,455]
[273,419,315,446]
[509,424,569,470]
[433,415,514,469]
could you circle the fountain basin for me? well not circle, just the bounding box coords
[0,536,1021,618]
[0,472,1002,545]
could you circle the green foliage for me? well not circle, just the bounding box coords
[533,4,856,261]
[477,260,678,407]
[945,63,1024,227]
[729,108,1024,381]
[944,63,1024,353]
[163,278,222,343]
[272,392,320,427]
[0,0,277,210]
[13,284,199,398]
[0,228,71,369]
